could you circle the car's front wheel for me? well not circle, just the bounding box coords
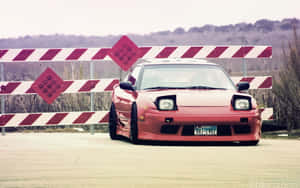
[130,103,139,144]
[109,103,118,140]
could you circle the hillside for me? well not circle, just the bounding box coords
[1,18,299,48]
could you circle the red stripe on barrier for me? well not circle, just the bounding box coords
[25,86,36,94]
[73,112,94,124]
[240,77,255,83]
[104,79,119,91]
[0,50,8,59]
[269,115,274,120]
[46,113,68,125]
[66,49,87,60]
[258,47,272,58]
[232,47,253,58]
[19,114,42,126]
[99,113,109,123]
[138,47,151,58]
[61,81,74,92]
[0,82,21,94]
[92,48,110,60]
[181,47,203,58]
[258,77,272,88]
[79,80,99,92]
[156,47,177,58]
[0,114,14,126]
[40,49,61,60]
[13,49,35,61]
[207,47,228,58]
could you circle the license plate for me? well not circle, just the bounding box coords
[194,125,217,136]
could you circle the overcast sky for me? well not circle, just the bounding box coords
[0,0,299,38]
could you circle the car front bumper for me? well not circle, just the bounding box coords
[137,106,261,142]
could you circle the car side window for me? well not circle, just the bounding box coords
[126,66,141,86]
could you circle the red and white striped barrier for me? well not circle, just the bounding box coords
[0,46,272,62]
[0,79,119,95]
[0,107,273,127]
[231,76,272,89]
[0,111,109,127]
[138,46,272,59]
[0,76,271,96]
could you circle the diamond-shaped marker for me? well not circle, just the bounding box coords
[108,36,139,71]
[32,68,64,104]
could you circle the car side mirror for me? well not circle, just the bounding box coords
[120,82,135,91]
[237,82,250,91]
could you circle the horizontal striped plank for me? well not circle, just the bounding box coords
[0,111,109,127]
[0,76,271,96]
[0,46,272,63]
[0,79,119,95]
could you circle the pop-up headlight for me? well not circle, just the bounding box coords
[155,95,177,111]
[232,95,252,111]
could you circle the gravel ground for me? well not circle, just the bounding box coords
[0,133,299,188]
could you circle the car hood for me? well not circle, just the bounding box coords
[139,89,247,107]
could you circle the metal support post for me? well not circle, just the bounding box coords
[90,61,95,135]
[242,42,248,77]
[2,127,5,136]
[1,63,5,136]
[243,60,247,77]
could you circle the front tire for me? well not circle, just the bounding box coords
[109,103,118,140]
[130,103,139,144]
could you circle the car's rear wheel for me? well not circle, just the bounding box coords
[130,103,139,144]
[109,103,118,140]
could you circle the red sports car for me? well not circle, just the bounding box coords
[109,59,261,145]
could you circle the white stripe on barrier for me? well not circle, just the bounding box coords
[143,46,165,59]
[261,108,273,120]
[194,46,215,58]
[219,46,241,58]
[244,46,264,58]
[168,46,190,58]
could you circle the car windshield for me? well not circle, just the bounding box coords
[138,64,236,90]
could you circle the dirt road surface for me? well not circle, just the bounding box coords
[0,133,299,188]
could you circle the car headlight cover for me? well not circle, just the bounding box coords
[235,99,250,110]
[159,99,174,110]
[155,95,177,111]
[232,95,252,110]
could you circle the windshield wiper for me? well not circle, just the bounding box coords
[185,86,227,90]
[143,86,187,90]
[143,86,226,90]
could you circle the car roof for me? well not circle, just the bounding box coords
[139,58,217,66]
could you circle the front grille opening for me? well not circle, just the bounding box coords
[217,125,232,136]
[160,125,179,134]
[181,125,232,136]
[233,125,251,134]
[182,125,194,136]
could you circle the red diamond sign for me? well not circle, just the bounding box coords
[108,36,139,71]
[32,68,64,104]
